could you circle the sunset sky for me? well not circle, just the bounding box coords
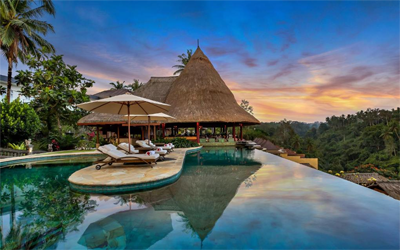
[1,1,399,122]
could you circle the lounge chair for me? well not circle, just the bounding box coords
[119,142,168,160]
[148,140,174,152]
[136,140,172,152]
[117,143,139,154]
[94,146,159,170]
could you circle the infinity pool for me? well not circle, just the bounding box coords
[1,148,399,249]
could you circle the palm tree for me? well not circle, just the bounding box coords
[291,135,301,150]
[380,127,393,141]
[125,79,143,91]
[305,138,314,153]
[380,127,396,156]
[388,120,400,140]
[109,80,125,89]
[173,49,192,75]
[1,0,55,103]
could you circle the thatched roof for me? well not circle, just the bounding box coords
[79,47,260,126]
[254,138,281,150]
[133,76,177,102]
[342,173,389,185]
[163,47,259,124]
[128,149,262,242]
[377,181,400,200]
[90,89,133,100]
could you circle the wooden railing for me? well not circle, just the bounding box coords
[0,148,46,158]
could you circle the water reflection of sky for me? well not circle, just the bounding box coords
[1,148,399,249]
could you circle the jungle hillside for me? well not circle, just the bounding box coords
[246,108,400,179]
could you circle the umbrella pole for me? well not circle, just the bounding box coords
[148,116,150,141]
[128,104,131,153]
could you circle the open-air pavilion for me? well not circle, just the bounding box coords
[77,47,260,144]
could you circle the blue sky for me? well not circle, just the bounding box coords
[1,1,398,122]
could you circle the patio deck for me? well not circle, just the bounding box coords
[68,146,202,194]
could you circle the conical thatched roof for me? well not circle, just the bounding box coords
[163,47,259,124]
[78,47,260,125]
[129,149,262,241]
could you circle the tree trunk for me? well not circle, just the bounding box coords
[6,60,12,104]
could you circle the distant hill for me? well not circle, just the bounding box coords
[251,108,400,179]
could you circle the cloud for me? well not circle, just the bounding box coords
[243,57,257,67]
[275,28,297,52]
[267,59,279,66]
[270,63,298,80]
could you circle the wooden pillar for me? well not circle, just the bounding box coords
[162,123,165,138]
[224,125,227,134]
[196,122,200,144]
[233,124,236,141]
[127,103,131,153]
[240,124,243,140]
[117,125,120,144]
[153,125,156,141]
[147,116,151,141]
[96,126,100,148]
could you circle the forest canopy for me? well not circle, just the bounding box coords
[248,108,400,179]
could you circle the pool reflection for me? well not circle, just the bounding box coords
[80,148,262,249]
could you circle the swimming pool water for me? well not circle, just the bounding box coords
[1,148,399,249]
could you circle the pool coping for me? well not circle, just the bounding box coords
[0,151,103,168]
[68,146,202,194]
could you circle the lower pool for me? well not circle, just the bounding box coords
[0,148,399,249]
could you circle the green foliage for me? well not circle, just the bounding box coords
[1,0,56,102]
[125,79,143,91]
[7,142,26,150]
[173,49,192,75]
[109,80,125,89]
[16,54,94,135]
[252,108,399,178]
[242,127,268,140]
[0,98,41,146]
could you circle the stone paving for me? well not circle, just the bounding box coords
[68,147,201,187]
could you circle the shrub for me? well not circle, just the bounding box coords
[8,142,26,150]
[1,98,41,146]
[49,134,80,150]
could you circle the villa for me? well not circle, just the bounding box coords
[78,47,260,144]
[0,75,31,103]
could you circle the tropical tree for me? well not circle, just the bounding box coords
[240,99,254,115]
[291,134,302,150]
[381,126,396,156]
[109,80,125,90]
[0,0,56,103]
[173,49,192,75]
[16,54,94,135]
[305,138,315,153]
[125,79,143,91]
[0,97,41,146]
[388,120,400,140]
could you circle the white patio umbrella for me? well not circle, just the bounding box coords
[124,113,176,140]
[77,94,170,153]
